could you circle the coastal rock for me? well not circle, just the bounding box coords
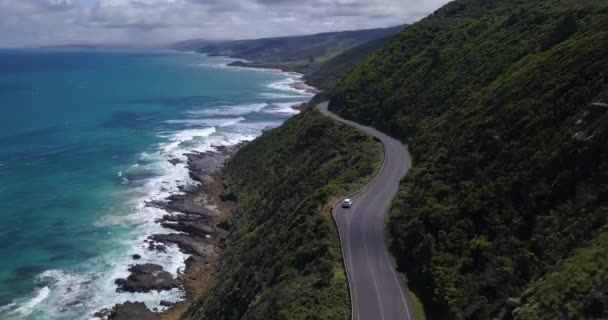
[184,255,208,271]
[150,233,213,257]
[160,300,176,307]
[187,154,223,181]
[94,307,113,319]
[107,302,159,320]
[161,221,215,237]
[161,214,205,223]
[147,242,167,253]
[146,147,239,220]
[115,264,180,293]
[145,200,168,210]
[108,143,238,317]
[153,193,217,217]
[184,150,228,183]
[168,158,181,166]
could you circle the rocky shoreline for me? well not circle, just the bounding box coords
[226,60,319,96]
[92,70,314,319]
[95,145,241,320]
[289,80,319,95]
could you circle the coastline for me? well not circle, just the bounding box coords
[208,55,319,95]
[0,50,318,320]
[178,50,320,97]
[96,146,242,320]
[95,56,318,319]
[153,63,318,318]
[153,65,318,318]
[156,146,240,320]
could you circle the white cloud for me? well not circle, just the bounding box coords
[0,0,451,47]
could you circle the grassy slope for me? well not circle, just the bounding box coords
[330,0,608,319]
[181,109,381,320]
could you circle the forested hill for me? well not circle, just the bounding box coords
[181,110,381,320]
[173,26,404,76]
[330,0,608,319]
[304,35,397,91]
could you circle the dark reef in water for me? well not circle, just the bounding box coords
[95,301,159,320]
[115,264,180,293]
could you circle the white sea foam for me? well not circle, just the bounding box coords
[259,92,306,99]
[165,117,245,127]
[160,127,216,156]
[187,103,267,117]
[266,75,314,96]
[1,261,186,320]
[197,62,229,69]
[235,121,285,133]
[196,56,243,69]
[261,102,306,115]
[6,287,50,317]
[0,58,316,320]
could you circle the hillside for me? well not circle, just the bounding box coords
[304,35,397,91]
[330,0,608,319]
[173,26,404,76]
[181,110,382,319]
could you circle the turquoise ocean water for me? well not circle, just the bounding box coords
[0,49,312,319]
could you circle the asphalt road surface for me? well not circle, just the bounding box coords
[318,102,415,320]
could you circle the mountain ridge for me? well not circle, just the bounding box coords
[172,25,405,82]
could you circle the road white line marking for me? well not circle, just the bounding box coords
[382,140,414,320]
[363,216,386,320]
[389,261,413,320]
[346,219,361,320]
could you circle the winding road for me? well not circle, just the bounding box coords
[318,102,415,320]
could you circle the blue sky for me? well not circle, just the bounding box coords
[0,0,451,47]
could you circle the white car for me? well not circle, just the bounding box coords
[341,198,353,208]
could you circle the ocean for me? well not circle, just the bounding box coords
[0,49,312,319]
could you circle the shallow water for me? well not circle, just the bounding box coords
[0,49,312,319]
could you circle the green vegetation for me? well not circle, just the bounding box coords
[330,0,608,318]
[304,35,398,92]
[410,291,428,320]
[182,110,381,320]
[515,231,608,319]
[173,26,403,76]
[302,36,404,108]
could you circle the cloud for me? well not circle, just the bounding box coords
[0,0,451,47]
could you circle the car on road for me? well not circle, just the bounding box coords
[341,198,353,208]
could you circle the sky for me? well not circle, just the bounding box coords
[0,0,451,47]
